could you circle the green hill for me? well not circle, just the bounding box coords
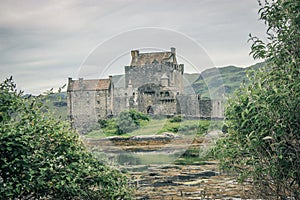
[41,92,68,120]
[191,62,265,99]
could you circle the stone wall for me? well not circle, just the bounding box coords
[136,83,178,115]
[94,90,113,118]
[125,63,183,93]
[211,100,224,119]
[176,95,200,116]
[67,80,113,134]
[113,87,130,115]
[67,90,98,133]
[199,99,213,118]
[176,95,224,118]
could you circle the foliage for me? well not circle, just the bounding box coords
[215,0,300,199]
[41,92,68,120]
[98,118,108,128]
[116,109,150,134]
[96,109,150,135]
[158,119,210,136]
[0,78,132,199]
[169,115,183,123]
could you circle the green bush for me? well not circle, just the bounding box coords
[0,78,132,199]
[98,118,108,128]
[197,123,209,135]
[215,0,300,198]
[169,115,182,123]
[116,109,150,134]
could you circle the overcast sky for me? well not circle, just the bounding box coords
[0,0,266,94]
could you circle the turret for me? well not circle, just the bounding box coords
[131,50,139,58]
[171,47,176,55]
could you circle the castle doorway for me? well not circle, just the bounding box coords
[147,106,154,114]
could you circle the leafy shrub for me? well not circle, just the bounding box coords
[0,78,132,199]
[117,111,138,134]
[116,109,150,134]
[168,126,179,133]
[197,123,209,135]
[128,109,150,122]
[169,115,182,123]
[215,0,300,198]
[98,118,108,128]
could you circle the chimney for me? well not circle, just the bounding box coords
[109,75,112,81]
[131,50,139,58]
[79,78,83,89]
[171,47,176,54]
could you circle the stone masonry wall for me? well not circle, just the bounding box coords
[68,90,98,133]
[125,63,183,93]
[176,95,224,118]
[113,88,130,115]
[176,95,200,116]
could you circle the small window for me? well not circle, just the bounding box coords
[97,101,100,104]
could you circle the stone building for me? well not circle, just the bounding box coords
[67,77,113,133]
[125,47,183,92]
[67,47,224,133]
[113,47,183,115]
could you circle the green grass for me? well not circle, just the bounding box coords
[129,119,167,136]
[157,119,211,136]
[86,119,165,139]
[86,117,224,139]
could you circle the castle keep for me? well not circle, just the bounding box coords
[67,48,224,133]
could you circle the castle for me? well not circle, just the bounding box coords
[67,48,224,133]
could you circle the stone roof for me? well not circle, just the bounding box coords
[130,50,177,66]
[68,78,111,91]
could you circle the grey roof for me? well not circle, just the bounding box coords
[68,79,111,91]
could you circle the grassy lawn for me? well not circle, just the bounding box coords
[86,119,166,139]
[129,119,167,136]
[86,117,224,139]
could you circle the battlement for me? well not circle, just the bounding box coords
[130,47,177,66]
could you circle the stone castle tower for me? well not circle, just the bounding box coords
[125,47,184,92]
[116,47,184,115]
